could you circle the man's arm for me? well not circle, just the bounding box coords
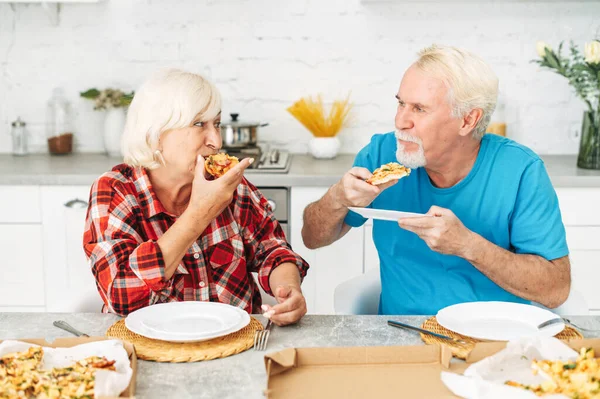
[302,167,397,249]
[464,234,570,308]
[302,187,352,249]
[398,206,571,308]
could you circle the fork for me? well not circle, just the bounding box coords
[538,317,600,332]
[254,319,274,351]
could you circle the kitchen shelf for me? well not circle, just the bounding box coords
[0,0,104,26]
[0,0,103,3]
[361,0,600,2]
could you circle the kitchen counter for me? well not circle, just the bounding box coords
[2,313,600,399]
[0,153,599,187]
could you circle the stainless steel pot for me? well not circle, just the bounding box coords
[221,113,268,148]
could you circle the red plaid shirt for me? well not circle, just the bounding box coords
[83,164,309,316]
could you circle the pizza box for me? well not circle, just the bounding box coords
[263,338,600,399]
[0,336,137,399]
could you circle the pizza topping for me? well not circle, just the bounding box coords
[0,347,116,399]
[506,347,600,397]
[205,153,240,178]
[366,162,411,185]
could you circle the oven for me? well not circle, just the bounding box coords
[258,187,290,240]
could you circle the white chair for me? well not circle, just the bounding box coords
[333,268,589,316]
[334,268,381,315]
[532,287,589,316]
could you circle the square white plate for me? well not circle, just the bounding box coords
[348,207,428,221]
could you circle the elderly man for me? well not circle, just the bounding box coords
[302,45,570,315]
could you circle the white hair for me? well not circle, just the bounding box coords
[122,68,221,169]
[415,45,498,139]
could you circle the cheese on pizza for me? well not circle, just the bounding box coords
[0,346,116,399]
[205,153,240,178]
[506,347,600,398]
[366,162,411,185]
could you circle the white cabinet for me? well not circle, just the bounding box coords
[0,186,44,312]
[290,187,366,314]
[0,225,45,308]
[41,186,104,312]
[557,188,600,313]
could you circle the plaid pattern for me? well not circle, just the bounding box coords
[83,164,309,316]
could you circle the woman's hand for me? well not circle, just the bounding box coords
[262,284,307,326]
[188,154,253,220]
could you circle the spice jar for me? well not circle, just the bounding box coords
[46,88,74,155]
[11,117,28,156]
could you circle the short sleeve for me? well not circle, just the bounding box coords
[509,160,569,260]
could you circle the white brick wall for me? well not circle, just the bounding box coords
[0,0,598,155]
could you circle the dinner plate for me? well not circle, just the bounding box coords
[125,301,250,343]
[436,301,565,341]
[348,207,428,221]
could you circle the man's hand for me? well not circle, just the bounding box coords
[261,284,307,326]
[397,206,473,257]
[333,167,397,208]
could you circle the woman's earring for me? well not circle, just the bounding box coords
[154,150,166,166]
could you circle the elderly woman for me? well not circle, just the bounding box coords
[83,69,309,326]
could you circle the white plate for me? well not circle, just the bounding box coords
[436,301,565,341]
[125,301,250,343]
[348,207,428,221]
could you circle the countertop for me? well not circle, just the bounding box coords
[2,313,600,399]
[0,153,599,187]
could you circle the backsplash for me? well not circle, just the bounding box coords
[0,0,599,155]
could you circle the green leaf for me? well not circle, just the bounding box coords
[544,48,561,70]
[118,91,134,107]
[80,88,100,99]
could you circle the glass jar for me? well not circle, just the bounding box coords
[46,88,74,155]
[11,117,28,156]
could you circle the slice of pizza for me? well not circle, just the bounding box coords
[366,162,411,185]
[205,153,240,178]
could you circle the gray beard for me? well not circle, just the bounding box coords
[394,129,427,169]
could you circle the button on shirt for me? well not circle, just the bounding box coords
[344,133,569,315]
[83,164,309,316]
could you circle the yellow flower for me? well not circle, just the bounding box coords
[584,40,600,64]
[536,41,552,58]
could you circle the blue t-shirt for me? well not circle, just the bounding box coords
[344,132,569,315]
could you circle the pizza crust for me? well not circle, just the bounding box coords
[366,162,411,185]
[368,171,409,185]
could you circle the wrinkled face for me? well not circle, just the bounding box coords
[394,65,463,169]
[159,112,222,178]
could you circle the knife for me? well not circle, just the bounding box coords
[387,320,468,345]
[53,320,90,337]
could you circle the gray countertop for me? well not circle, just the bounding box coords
[1,313,600,399]
[0,153,599,187]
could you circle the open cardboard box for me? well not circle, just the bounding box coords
[0,336,137,399]
[264,338,600,399]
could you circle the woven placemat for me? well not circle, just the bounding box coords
[106,316,263,362]
[419,316,583,360]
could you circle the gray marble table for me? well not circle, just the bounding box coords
[1,313,600,399]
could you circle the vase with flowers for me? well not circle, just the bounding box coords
[80,88,134,157]
[534,39,600,169]
[287,94,352,159]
